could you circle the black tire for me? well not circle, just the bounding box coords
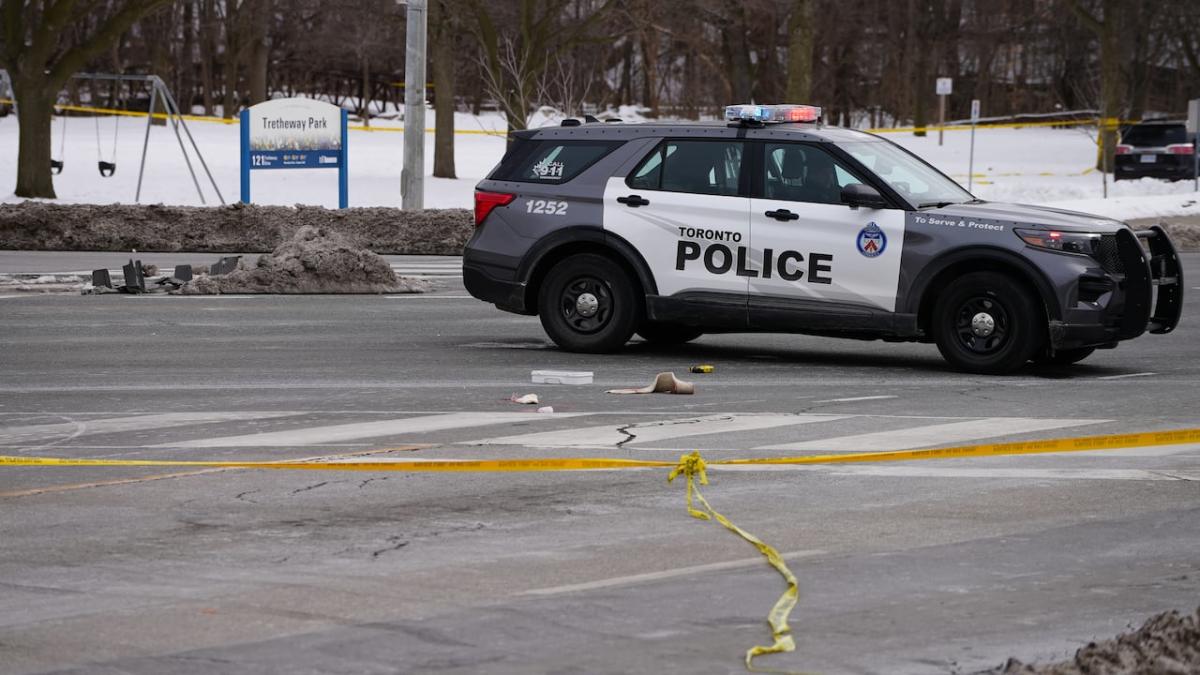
[636,321,704,345]
[1034,347,1096,366]
[537,253,641,353]
[932,271,1045,374]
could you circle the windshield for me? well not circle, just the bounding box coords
[840,140,973,207]
[1122,124,1186,147]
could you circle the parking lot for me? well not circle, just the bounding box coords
[1,253,1198,674]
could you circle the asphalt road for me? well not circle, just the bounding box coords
[1,253,1198,675]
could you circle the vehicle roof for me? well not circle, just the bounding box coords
[524,121,884,144]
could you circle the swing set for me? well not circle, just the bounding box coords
[2,71,225,205]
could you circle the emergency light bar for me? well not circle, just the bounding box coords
[724,104,822,124]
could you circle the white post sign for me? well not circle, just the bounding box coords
[240,98,348,208]
[935,78,952,146]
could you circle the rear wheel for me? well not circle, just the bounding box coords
[636,322,703,345]
[1034,347,1096,366]
[932,271,1044,374]
[537,253,641,353]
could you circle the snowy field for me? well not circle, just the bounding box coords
[2,110,1199,221]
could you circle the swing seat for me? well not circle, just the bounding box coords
[98,161,116,177]
[50,159,64,175]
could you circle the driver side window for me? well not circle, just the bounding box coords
[763,143,863,205]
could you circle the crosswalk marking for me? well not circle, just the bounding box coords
[755,417,1107,453]
[159,411,591,448]
[468,413,852,448]
[390,258,462,278]
[0,412,298,443]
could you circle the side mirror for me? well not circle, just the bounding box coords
[841,183,888,209]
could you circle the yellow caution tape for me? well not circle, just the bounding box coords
[4,425,1199,671]
[670,452,799,669]
[6,426,1194,473]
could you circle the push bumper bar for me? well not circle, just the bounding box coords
[1117,225,1183,339]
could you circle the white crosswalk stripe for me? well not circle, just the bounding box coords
[469,413,852,448]
[754,417,1107,453]
[390,257,462,278]
[0,412,298,443]
[158,411,591,448]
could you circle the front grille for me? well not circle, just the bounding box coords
[1092,235,1124,274]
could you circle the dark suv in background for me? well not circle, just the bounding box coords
[1115,120,1196,181]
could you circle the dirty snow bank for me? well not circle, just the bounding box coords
[0,202,473,255]
[179,226,429,294]
[993,606,1200,675]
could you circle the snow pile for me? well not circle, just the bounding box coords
[994,607,1200,675]
[0,202,473,255]
[179,225,429,294]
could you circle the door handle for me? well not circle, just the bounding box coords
[764,209,799,221]
[617,194,650,207]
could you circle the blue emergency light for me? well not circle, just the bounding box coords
[724,104,822,124]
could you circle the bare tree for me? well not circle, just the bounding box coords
[1,0,173,198]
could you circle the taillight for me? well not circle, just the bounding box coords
[474,190,515,227]
[1166,143,1195,155]
[1115,144,1133,155]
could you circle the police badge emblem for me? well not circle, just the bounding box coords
[857,221,887,258]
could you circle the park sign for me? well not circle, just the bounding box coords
[240,98,348,208]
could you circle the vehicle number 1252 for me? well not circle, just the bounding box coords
[526,199,568,215]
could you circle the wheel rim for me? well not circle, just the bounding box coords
[559,276,613,334]
[953,296,1010,355]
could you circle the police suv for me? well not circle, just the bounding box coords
[464,104,1183,374]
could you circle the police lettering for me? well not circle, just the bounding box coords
[676,241,832,284]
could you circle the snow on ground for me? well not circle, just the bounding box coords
[2,110,1199,221]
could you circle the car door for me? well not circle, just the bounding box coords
[748,141,906,327]
[603,139,751,306]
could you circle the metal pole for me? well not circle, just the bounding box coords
[157,80,206,205]
[401,0,427,210]
[1101,118,1108,200]
[968,122,976,193]
[157,77,226,205]
[135,85,158,203]
[938,94,945,146]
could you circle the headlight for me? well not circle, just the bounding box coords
[1015,228,1102,256]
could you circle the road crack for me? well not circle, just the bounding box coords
[234,489,260,504]
[371,536,409,558]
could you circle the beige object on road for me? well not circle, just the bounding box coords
[606,372,695,395]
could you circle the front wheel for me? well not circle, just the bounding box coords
[932,271,1044,374]
[537,253,641,353]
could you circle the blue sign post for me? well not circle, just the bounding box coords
[240,98,349,208]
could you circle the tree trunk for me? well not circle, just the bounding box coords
[201,0,215,115]
[359,56,371,126]
[431,0,456,178]
[12,77,57,199]
[1097,0,1122,173]
[247,0,269,105]
[785,0,813,102]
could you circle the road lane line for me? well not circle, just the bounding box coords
[157,411,592,448]
[469,413,853,448]
[814,395,897,403]
[385,295,474,299]
[0,412,300,444]
[521,549,827,596]
[756,417,1107,453]
[1096,372,1157,380]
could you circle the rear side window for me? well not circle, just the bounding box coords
[1122,124,1186,147]
[627,140,744,196]
[490,140,621,183]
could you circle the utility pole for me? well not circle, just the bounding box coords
[401,0,427,210]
